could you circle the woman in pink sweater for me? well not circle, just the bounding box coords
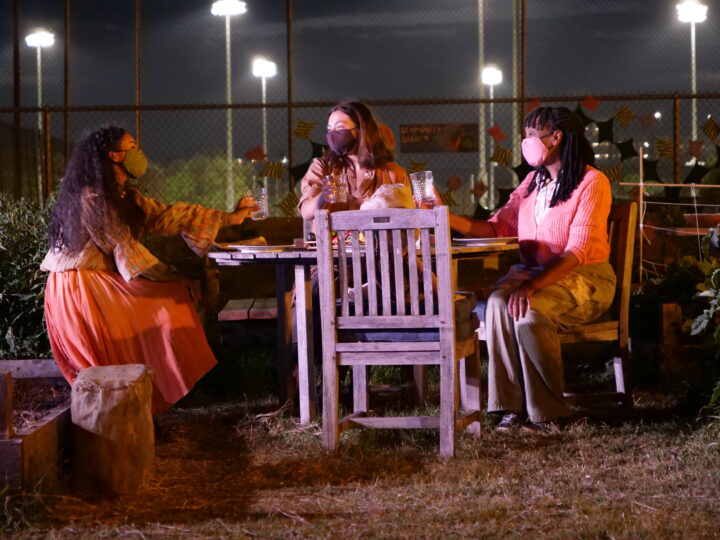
[450,107,615,432]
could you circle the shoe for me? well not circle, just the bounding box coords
[496,412,525,431]
[521,420,561,435]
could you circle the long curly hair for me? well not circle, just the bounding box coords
[322,101,395,174]
[48,126,144,253]
[523,106,596,206]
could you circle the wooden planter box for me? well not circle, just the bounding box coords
[0,360,70,492]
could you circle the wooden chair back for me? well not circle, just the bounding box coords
[315,206,481,456]
[560,201,637,407]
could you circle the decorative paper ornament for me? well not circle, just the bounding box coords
[573,105,595,127]
[293,119,316,140]
[439,190,456,207]
[638,113,658,129]
[702,116,719,143]
[275,190,300,218]
[490,146,511,166]
[524,97,542,114]
[684,163,710,184]
[597,118,615,144]
[603,164,623,184]
[487,125,507,143]
[615,139,638,162]
[614,104,635,128]
[655,138,673,159]
[446,175,461,191]
[473,180,488,199]
[641,159,660,182]
[310,141,326,159]
[244,145,266,161]
[687,140,704,160]
[512,160,534,182]
[289,160,312,184]
[581,95,601,111]
[261,161,284,180]
[407,160,428,174]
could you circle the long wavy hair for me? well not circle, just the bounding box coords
[48,126,144,254]
[523,106,595,206]
[322,101,395,173]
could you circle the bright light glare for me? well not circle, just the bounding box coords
[676,0,707,23]
[252,57,277,78]
[211,0,247,17]
[481,65,502,86]
[25,30,54,48]
[654,111,662,119]
[643,141,650,148]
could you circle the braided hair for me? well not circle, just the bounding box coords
[523,107,595,206]
[48,126,144,253]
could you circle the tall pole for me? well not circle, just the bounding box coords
[512,0,522,185]
[224,14,234,211]
[261,75,268,192]
[477,0,486,195]
[135,0,142,144]
[488,84,494,209]
[690,21,698,143]
[36,47,43,205]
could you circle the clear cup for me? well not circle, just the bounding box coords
[246,187,268,220]
[325,173,349,204]
[410,171,437,209]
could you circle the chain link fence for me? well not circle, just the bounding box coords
[2,1,719,218]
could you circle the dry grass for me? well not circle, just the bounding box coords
[5,391,719,539]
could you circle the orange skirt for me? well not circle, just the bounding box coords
[44,270,217,414]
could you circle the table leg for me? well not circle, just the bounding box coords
[295,265,317,423]
[275,266,294,407]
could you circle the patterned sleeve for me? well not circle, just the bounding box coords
[131,189,228,256]
[82,192,162,281]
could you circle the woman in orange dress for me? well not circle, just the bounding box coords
[41,126,255,414]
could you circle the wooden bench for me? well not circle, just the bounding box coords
[218,297,278,321]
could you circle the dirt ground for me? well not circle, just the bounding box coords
[11,380,70,433]
[3,387,718,538]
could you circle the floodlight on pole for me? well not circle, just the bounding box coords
[212,0,247,210]
[676,0,707,144]
[252,57,277,161]
[25,29,54,205]
[482,65,502,209]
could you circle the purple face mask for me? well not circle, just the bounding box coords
[327,128,357,155]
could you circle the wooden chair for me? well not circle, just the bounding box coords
[559,202,637,409]
[315,206,482,457]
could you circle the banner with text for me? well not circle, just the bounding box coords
[400,123,479,153]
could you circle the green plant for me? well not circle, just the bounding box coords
[0,194,52,359]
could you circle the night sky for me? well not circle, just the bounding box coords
[2,0,718,108]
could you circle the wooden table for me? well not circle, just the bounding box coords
[209,241,519,424]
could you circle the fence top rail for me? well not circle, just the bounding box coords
[3,92,720,114]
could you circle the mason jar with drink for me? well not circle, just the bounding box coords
[410,170,438,209]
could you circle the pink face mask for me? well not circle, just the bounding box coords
[521,136,550,167]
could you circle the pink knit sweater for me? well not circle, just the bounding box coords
[489,166,611,267]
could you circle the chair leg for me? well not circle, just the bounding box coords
[353,365,368,413]
[322,355,339,450]
[460,343,482,435]
[439,353,456,458]
[413,365,428,405]
[614,346,633,411]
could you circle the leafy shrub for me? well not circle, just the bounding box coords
[0,194,52,359]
